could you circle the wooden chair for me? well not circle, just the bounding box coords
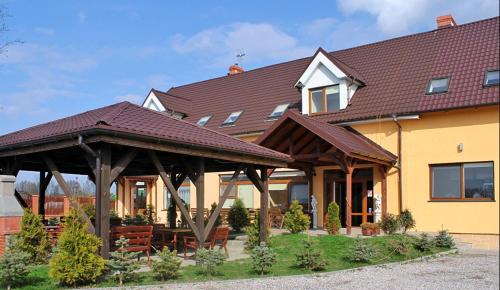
[151,224,175,252]
[220,208,230,225]
[110,225,153,261]
[44,225,63,246]
[268,207,285,228]
[183,226,230,259]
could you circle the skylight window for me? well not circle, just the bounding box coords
[484,70,499,86]
[426,77,450,94]
[197,115,212,126]
[269,103,290,119]
[222,111,243,126]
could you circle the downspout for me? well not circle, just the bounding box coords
[392,115,403,214]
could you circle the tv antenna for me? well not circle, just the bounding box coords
[236,49,246,64]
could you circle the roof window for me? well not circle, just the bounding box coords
[426,77,450,94]
[268,103,290,119]
[222,111,243,126]
[197,115,212,126]
[484,70,499,86]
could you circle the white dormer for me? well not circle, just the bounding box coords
[142,90,166,111]
[296,48,362,115]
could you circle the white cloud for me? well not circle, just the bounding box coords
[34,27,55,36]
[114,94,143,104]
[171,22,312,66]
[302,18,338,38]
[146,74,169,89]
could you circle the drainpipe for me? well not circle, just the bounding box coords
[392,115,403,214]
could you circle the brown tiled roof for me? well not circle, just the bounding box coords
[155,17,499,134]
[0,102,291,163]
[150,89,192,116]
[256,110,396,163]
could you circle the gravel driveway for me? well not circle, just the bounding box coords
[104,249,499,290]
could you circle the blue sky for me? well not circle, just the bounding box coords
[0,0,498,183]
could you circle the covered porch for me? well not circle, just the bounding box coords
[256,110,397,234]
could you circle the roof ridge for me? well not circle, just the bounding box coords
[152,89,193,102]
[97,102,130,126]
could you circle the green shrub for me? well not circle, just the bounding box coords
[380,213,399,234]
[82,203,96,220]
[48,208,105,286]
[47,217,60,226]
[398,209,416,233]
[251,242,276,275]
[107,237,139,286]
[123,214,147,226]
[347,238,376,262]
[244,221,260,250]
[145,205,156,225]
[227,199,249,232]
[167,205,177,228]
[284,200,310,234]
[151,248,182,281]
[209,202,222,228]
[0,246,31,290]
[415,233,433,252]
[14,208,51,264]
[295,238,326,271]
[326,202,341,235]
[387,235,413,257]
[195,248,226,276]
[434,230,455,248]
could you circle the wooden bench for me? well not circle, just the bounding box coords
[110,225,153,261]
[190,208,209,219]
[183,226,229,259]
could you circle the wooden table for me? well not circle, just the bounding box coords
[157,228,192,249]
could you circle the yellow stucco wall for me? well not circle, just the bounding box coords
[352,106,499,234]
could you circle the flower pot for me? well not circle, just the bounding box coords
[362,228,374,236]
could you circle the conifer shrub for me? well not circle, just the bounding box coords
[414,233,433,252]
[145,205,156,225]
[283,200,310,234]
[380,213,399,234]
[107,237,139,286]
[387,235,413,257]
[251,242,276,275]
[209,202,222,228]
[434,230,455,248]
[227,199,249,232]
[398,209,416,233]
[0,245,31,290]
[244,210,270,250]
[82,203,96,220]
[151,248,182,281]
[347,238,376,262]
[295,238,326,271]
[326,202,341,235]
[195,248,226,276]
[14,208,51,264]
[48,208,105,287]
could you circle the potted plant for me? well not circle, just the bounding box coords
[109,211,122,226]
[361,222,380,236]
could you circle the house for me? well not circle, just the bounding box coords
[115,15,499,241]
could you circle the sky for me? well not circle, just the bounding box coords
[0,0,498,183]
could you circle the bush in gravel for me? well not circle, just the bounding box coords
[347,238,376,262]
[227,199,250,232]
[283,200,310,234]
[326,202,341,235]
[251,242,276,275]
[387,235,413,257]
[295,238,326,271]
[414,233,433,252]
[434,230,455,248]
[151,248,182,281]
[14,208,51,264]
[398,209,416,233]
[107,237,139,286]
[0,245,31,290]
[195,248,226,276]
[380,213,399,234]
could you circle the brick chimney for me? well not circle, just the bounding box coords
[228,63,244,75]
[436,14,457,29]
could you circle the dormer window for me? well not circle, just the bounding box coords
[269,103,290,119]
[309,85,340,114]
[197,115,212,126]
[426,77,450,94]
[484,70,499,86]
[222,111,243,126]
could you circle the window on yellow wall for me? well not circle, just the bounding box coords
[163,185,190,209]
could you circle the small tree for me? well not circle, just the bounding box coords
[81,203,96,220]
[107,237,139,286]
[195,248,226,276]
[244,221,260,250]
[145,205,156,225]
[380,213,399,234]
[227,199,249,232]
[209,202,222,228]
[48,208,105,287]
[415,233,433,252]
[295,237,326,271]
[251,242,276,275]
[0,247,31,290]
[347,238,376,262]
[326,202,341,235]
[283,200,310,234]
[398,209,416,233]
[434,230,455,248]
[151,248,182,281]
[14,208,51,264]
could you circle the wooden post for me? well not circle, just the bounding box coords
[195,158,205,247]
[38,172,46,219]
[379,166,388,216]
[260,167,269,243]
[346,165,354,235]
[99,145,111,258]
[95,151,102,237]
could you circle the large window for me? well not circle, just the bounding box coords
[163,184,190,209]
[430,162,494,200]
[309,85,340,114]
[426,77,450,94]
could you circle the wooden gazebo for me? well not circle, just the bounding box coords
[0,102,291,257]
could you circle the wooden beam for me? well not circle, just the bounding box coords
[42,155,95,234]
[259,167,269,243]
[345,162,354,235]
[245,165,264,193]
[195,158,205,246]
[179,157,199,182]
[204,164,243,240]
[14,190,28,208]
[38,171,52,218]
[148,150,202,242]
[0,139,79,158]
[109,149,137,184]
[99,145,111,258]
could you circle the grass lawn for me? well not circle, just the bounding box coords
[18,233,450,289]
